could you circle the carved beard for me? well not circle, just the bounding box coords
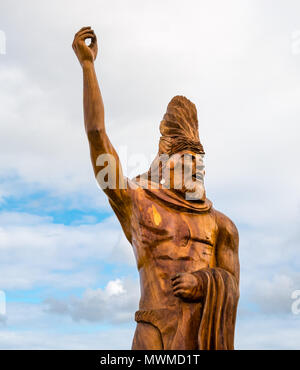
[146,152,206,202]
[182,176,206,201]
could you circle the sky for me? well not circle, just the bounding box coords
[0,0,300,349]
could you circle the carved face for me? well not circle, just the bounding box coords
[159,151,206,201]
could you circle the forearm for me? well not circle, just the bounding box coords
[82,61,105,133]
[82,61,118,170]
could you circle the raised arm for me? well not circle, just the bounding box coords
[72,27,128,205]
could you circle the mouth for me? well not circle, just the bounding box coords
[192,173,203,181]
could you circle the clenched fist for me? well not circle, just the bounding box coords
[72,26,98,67]
[171,272,203,300]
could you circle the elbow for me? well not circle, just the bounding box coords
[87,128,106,146]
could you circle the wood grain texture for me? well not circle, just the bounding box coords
[72,27,240,350]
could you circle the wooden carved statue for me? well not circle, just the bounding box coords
[72,27,240,350]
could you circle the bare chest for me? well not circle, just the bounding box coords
[131,195,218,269]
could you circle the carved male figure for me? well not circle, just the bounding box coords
[72,27,240,350]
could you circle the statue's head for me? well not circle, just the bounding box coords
[158,96,204,156]
[147,96,206,201]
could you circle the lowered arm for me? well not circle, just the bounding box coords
[215,210,240,287]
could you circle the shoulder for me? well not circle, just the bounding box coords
[213,208,239,248]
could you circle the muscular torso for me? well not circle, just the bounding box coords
[128,187,219,310]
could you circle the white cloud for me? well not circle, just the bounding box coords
[106,279,126,296]
[236,314,300,350]
[45,278,140,324]
[1,0,300,349]
[252,275,294,314]
[0,212,135,290]
[0,326,135,350]
[1,0,299,208]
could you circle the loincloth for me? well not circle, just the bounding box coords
[135,303,202,349]
[135,308,178,349]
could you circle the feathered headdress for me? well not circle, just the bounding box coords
[159,96,205,155]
